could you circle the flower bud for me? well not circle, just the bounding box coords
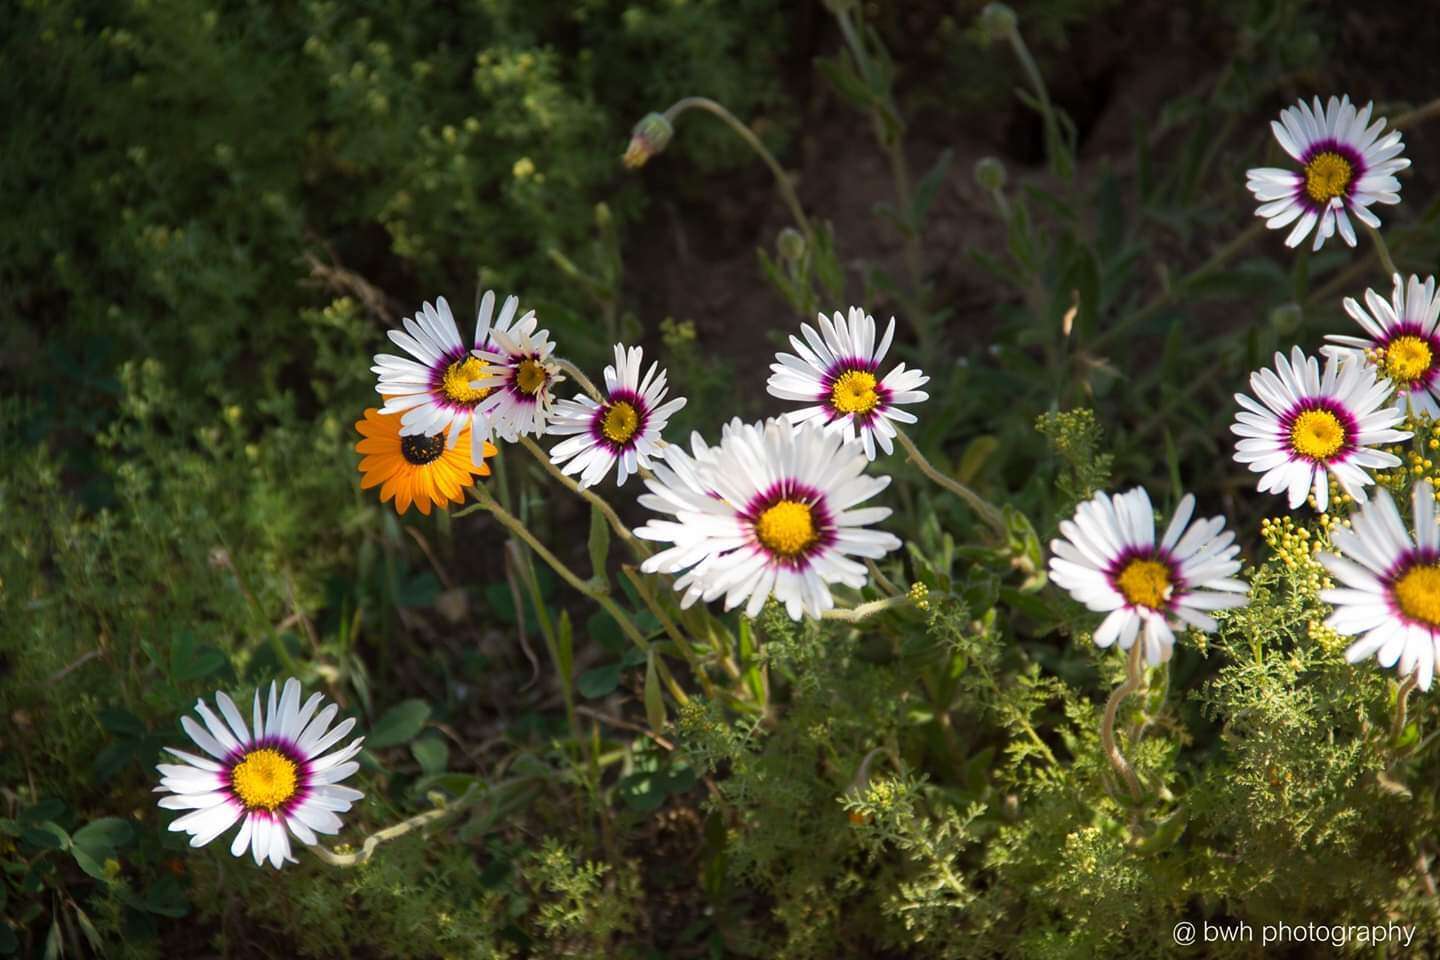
[977,3,1018,44]
[622,112,674,169]
[776,227,807,263]
[974,156,1007,192]
[1269,302,1303,334]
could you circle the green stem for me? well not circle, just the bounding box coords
[1100,640,1147,803]
[516,435,649,560]
[469,486,689,705]
[1003,23,1067,179]
[661,97,813,240]
[554,357,603,402]
[865,558,902,597]
[1393,670,1419,746]
[1365,223,1400,279]
[310,784,483,867]
[821,594,910,622]
[895,429,1008,536]
[621,565,716,700]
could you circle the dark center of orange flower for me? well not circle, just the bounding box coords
[401,433,446,465]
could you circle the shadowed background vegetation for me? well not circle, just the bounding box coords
[6,0,1440,956]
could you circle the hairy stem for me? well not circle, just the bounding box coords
[1100,639,1147,803]
[310,785,482,867]
[821,594,911,622]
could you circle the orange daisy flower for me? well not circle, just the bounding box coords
[354,408,496,515]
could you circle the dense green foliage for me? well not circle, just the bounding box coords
[6,0,1440,956]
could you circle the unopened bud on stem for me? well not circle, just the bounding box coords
[622,112,674,169]
[977,3,1018,45]
[974,156,1008,192]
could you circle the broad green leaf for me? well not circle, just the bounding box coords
[577,662,621,699]
[367,699,430,749]
[410,736,449,776]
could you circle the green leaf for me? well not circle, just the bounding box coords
[587,503,610,588]
[957,435,998,485]
[586,610,626,655]
[643,650,666,734]
[97,707,146,738]
[72,818,132,857]
[142,875,189,918]
[556,610,574,693]
[170,631,227,683]
[71,906,103,953]
[912,148,953,227]
[20,822,68,852]
[577,662,621,699]
[367,699,430,750]
[410,736,449,776]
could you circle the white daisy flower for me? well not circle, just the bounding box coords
[1246,94,1408,251]
[371,291,533,464]
[1320,480,1440,690]
[155,678,365,869]
[766,306,930,460]
[1232,346,1409,511]
[1048,487,1249,666]
[547,344,687,488]
[1323,274,1440,418]
[470,308,563,442]
[636,418,901,620]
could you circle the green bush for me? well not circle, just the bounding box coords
[7,0,1440,957]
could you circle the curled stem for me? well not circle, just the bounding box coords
[1100,639,1147,804]
[661,97,813,240]
[895,429,1008,536]
[310,784,482,867]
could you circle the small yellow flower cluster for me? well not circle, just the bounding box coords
[1306,474,1355,514]
[863,777,901,811]
[908,581,931,610]
[1375,415,1440,498]
[1306,618,1349,657]
[1259,516,1334,593]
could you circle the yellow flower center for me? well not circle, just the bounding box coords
[230,748,299,812]
[601,401,640,444]
[1384,335,1433,387]
[441,358,489,406]
[1115,558,1170,610]
[1304,151,1353,204]
[1394,563,1440,627]
[1289,409,1347,461]
[829,370,880,415]
[755,499,819,558]
[516,359,548,395]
